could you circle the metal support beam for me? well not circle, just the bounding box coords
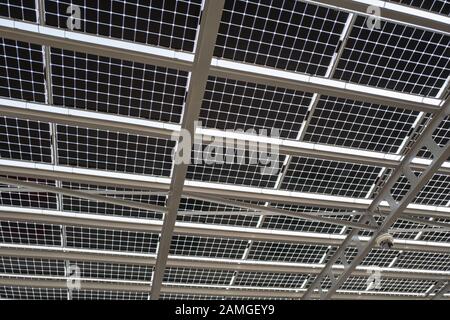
[1,244,448,282]
[0,177,167,214]
[309,0,450,34]
[0,206,449,254]
[1,159,449,219]
[0,18,443,113]
[151,0,226,300]
[3,98,450,174]
[303,100,450,300]
[0,276,446,300]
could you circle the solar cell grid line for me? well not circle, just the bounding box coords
[303,96,422,153]
[56,125,175,177]
[199,76,313,139]
[0,176,168,214]
[333,15,450,97]
[215,0,349,76]
[0,38,46,102]
[0,286,67,300]
[163,267,234,286]
[0,176,57,209]
[387,0,450,16]
[44,0,203,52]
[50,48,189,124]
[0,0,37,22]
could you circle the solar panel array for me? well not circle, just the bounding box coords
[0,0,449,300]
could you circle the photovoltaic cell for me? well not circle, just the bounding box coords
[200,76,313,139]
[215,0,349,76]
[73,261,152,281]
[334,16,450,97]
[303,96,420,153]
[44,0,202,52]
[0,39,46,102]
[50,48,188,123]
[72,290,148,300]
[56,126,175,177]
[0,257,65,277]
[280,157,382,198]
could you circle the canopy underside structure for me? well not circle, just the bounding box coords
[0,0,449,300]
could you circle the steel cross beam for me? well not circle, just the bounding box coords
[0,276,444,300]
[1,206,449,254]
[150,0,226,300]
[1,244,449,282]
[302,100,450,300]
[0,177,168,214]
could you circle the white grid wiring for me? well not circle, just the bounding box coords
[0,176,57,209]
[246,242,330,264]
[163,267,234,286]
[419,218,450,243]
[187,142,285,188]
[233,271,309,289]
[169,235,248,260]
[177,197,261,227]
[334,16,450,97]
[0,117,52,163]
[0,221,62,247]
[50,48,189,123]
[0,286,67,300]
[44,0,203,52]
[279,156,383,198]
[215,0,349,76]
[0,39,46,102]
[71,261,153,282]
[303,96,421,153]
[393,251,450,271]
[387,0,450,16]
[0,256,65,277]
[199,76,313,139]
[0,0,37,22]
[56,125,175,177]
[340,277,435,294]
[261,204,352,234]
[71,290,148,300]
[61,182,165,220]
[65,226,160,254]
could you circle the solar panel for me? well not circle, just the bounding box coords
[0,0,37,22]
[303,96,421,153]
[44,0,203,52]
[280,157,382,198]
[0,39,46,102]
[0,0,449,301]
[334,16,450,97]
[56,125,175,177]
[50,48,189,123]
[388,0,450,16]
[215,0,349,76]
[200,76,313,139]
